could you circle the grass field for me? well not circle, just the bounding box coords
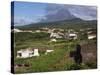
[13,32,97,73]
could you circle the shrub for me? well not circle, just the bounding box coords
[85,60,97,69]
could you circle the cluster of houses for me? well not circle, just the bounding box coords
[17,48,54,58]
[12,28,78,40]
[13,27,96,42]
[80,28,96,40]
[50,29,78,40]
[15,27,96,59]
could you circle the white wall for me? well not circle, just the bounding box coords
[21,51,31,58]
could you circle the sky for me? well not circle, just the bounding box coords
[12,1,97,26]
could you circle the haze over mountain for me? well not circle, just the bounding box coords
[12,2,97,26]
[39,4,97,23]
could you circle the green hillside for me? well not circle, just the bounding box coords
[15,18,97,30]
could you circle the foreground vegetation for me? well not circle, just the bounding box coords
[13,30,97,73]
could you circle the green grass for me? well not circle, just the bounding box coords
[13,32,97,73]
[15,44,72,73]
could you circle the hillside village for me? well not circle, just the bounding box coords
[12,27,96,59]
[12,25,97,73]
[12,27,96,40]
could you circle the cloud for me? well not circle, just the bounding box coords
[40,4,97,22]
[14,16,40,26]
[14,3,97,26]
[40,4,75,22]
[14,17,32,26]
[66,5,97,20]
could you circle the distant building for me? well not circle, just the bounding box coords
[17,48,33,58]
[50,38,57,42]
[41,27,49,30]
[50,32,63,38]
[87,30,96,40]
[45,49,54,55]
[68,33,77,40]
[64,29,78,40]
[17,48,39,58]
[88,34,96,40]
[65,33,77,40]
[35,30,41,33]
[87,31,93,34]
[47,29,53,33]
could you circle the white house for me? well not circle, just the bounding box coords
[45,49,54,55]
[17,48,33,58]
[50,32,63,38]
[35,30,41,33]
[50,38,57,42]
[88,34,96,39]
[17,48,40,58]
[68,33,77,40]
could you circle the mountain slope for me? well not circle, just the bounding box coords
[15,18,97,30]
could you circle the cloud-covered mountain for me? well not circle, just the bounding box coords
[40,4,75,22]
[13,2,97,26]
[66,5,97,20]
[40,4,97,23]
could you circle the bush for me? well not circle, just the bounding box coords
[67,64,82,70]
[85,60,97,69]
